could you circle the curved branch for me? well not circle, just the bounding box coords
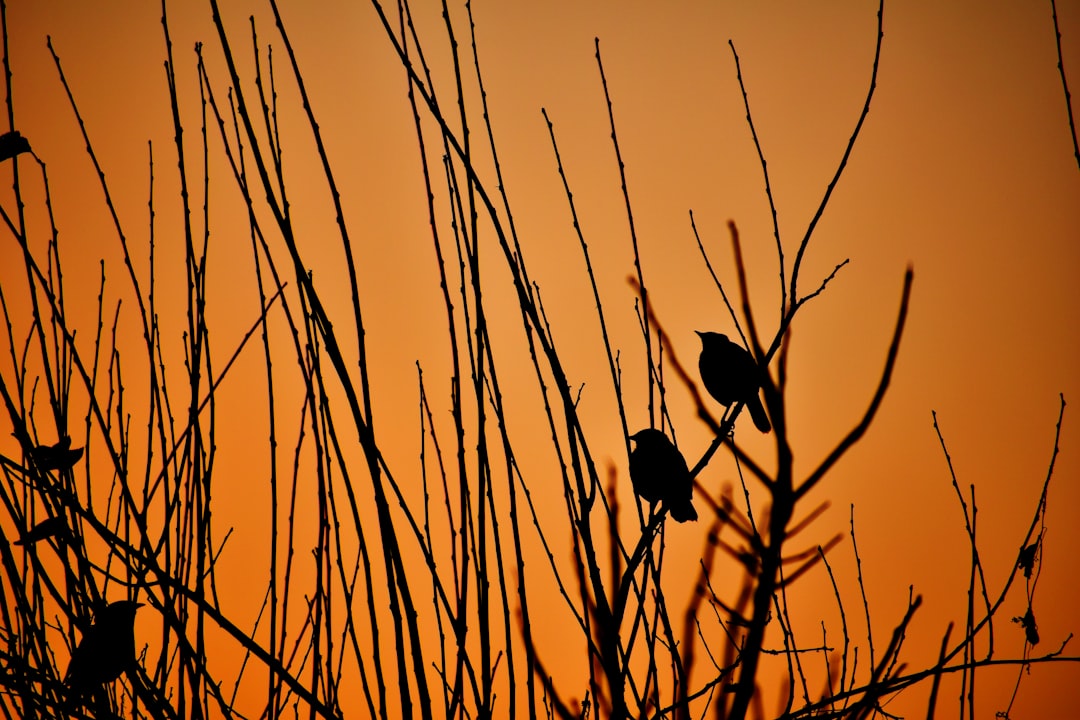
[790,0,885,303]
[795,267,912,500]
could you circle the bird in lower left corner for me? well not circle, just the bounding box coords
[32,436,84,472]
[628,429,697,522]
[64,600,143,699]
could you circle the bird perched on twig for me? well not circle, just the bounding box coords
[696,331,771,433]
[64,600,143,698]
[0,130,30,163]
[32,436,83,472]
[629,429,697,522]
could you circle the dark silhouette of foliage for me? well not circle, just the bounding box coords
[0,1,1074,719]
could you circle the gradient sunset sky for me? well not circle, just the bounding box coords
[2,1,1078,717]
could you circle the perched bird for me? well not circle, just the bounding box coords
[696,331,771,433]
[0,130,30,163]
[32,436,84,472]
[629,429,697,522]
[64,600,143,697]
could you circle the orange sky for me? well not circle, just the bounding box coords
[2,1,1078,718]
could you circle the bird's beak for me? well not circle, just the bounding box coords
[694,330,704,338]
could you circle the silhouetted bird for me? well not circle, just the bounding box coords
[0,130,30,163]
[629,429,697,522]
[696,331,771,433]
[32,436,83,472]
[14,516,67,546]
[65,600,143,697]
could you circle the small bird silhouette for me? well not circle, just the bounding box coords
[65,600,143,698]
[696,331,771,433]
[0,130,30,163]
[629,429,697,522]
[32,436,83,472]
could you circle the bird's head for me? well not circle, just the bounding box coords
[630,428,668,447]
[100,600,144,622]
[695,330,728,348]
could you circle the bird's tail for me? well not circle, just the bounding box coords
[668,500,698,523]
[748,396,771,434]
